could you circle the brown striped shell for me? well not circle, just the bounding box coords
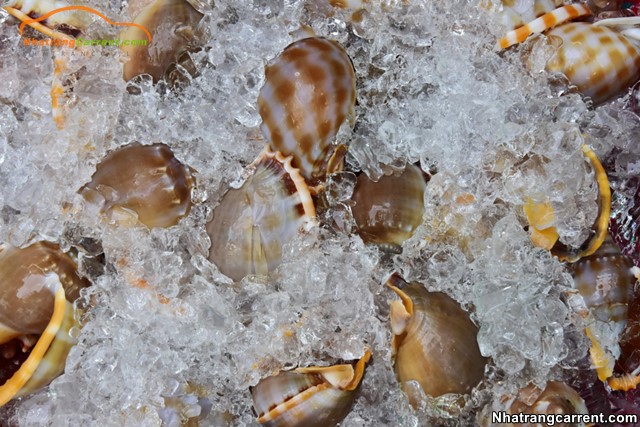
[80,143,194,229]
[121,0,203,83]
[0,242,90,406]
[258,37,356,182]
[545,22,640,104]
[351,165,427,252]
[503,381,588,426]
[388,275,486,407]
[250,350,371,427]
[206,148,316,282]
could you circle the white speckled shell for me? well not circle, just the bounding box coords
[206,148,316,282]
[546,22,640,104]
[80,143,194,229]
[0,242,89,406]
[258,37,356,181]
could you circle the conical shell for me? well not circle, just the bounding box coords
[0,242,90,406]
[206,148,316,281]
[388,275,486,406]
[250,351,371,427]
[546,22,640,104]
[351,165,427,251]
[121,0,203,82]
[258,37,356,182]
[80,143,194,229]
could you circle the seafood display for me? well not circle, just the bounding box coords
[2,0,640,425]
[0,242,90,406]
[79,143,195,229]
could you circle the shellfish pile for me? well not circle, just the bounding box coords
[1,0,640,426]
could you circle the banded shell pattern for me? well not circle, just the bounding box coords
[388,275,487,407]
[258,37,356,182]
[80,143,194,229]
[250,350,371,427]
[0,242,90,406]
[206,147,316,281]
[2,0,90,39]
[121,0,204,83]
[351,164,428,252]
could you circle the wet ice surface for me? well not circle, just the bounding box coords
[1,0,640,425]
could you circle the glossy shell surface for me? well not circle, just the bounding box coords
[121,0,203,82]
[206,148,316,282]
[546,22,640,104]
[351,165,427,251]
[388,276,486,405]
[250,351,370,427]
[258,37,356,181]
[80,143,194,229]
[0,242,89,406]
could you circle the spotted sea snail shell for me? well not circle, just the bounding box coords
[351,164,428,252]
[79,142,194,229]
[250,350,371,427]
[206,147,316,282]
[0,242,90,406]
[121,0,204,83]
[258,37,357,182]
[545,21,640,104]
[388,275,487,407]
[502,381,588,426]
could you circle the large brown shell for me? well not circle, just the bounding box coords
[351,165,427,251]
[0,242,90,406]
[258,37,356,182]
[388,275,486,407]
[80,143,194,228]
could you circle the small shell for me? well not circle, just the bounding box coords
[250,350,371,427]
[504,381,588,426]
[206,148,316,281]
[351,165,427,252]
[388,275,486,407]
[0,242,90,406]
[525,145,611,262]
[571,234,636,326]
[121,0,204,82]
[80,143,194,228]
[258,37,356,182]
[545,22,640,104]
